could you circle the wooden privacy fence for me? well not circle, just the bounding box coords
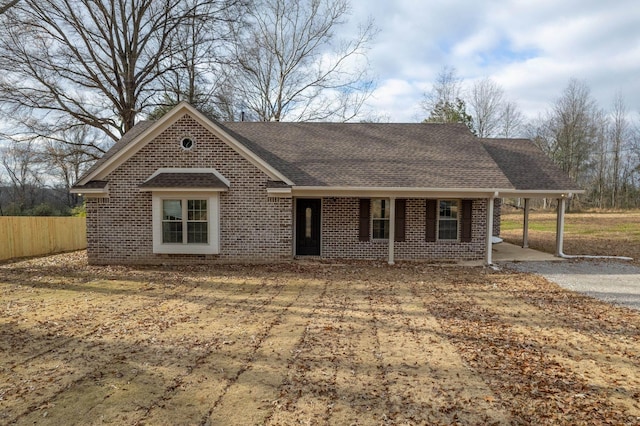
[0,217,87,261]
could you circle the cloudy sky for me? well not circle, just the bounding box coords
[346,0,640,123]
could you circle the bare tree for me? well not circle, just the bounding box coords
[421,65,464,116]
[421,66,474,132]
[41,127,102,207]
[609,91,631,208]
[588,109,610,208]
[152,0,245,119]
[549,79,600,184]
[0,0,19,14]
[500,100,524,138]
[227,0,376,122]
[1,140,43,213]
[468,77,504,138]
[0,0,236,149]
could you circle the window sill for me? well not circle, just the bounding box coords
[153,244,219,255]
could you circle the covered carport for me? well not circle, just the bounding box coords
[481,138,585,264]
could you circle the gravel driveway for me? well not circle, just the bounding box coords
[503,260,640,311]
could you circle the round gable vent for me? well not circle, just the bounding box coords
[181,137,194,150]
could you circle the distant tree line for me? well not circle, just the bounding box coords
[422,67,640,209]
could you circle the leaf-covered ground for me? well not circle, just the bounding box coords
[1,252,639,425]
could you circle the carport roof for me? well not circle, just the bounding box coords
[480,138,582,192]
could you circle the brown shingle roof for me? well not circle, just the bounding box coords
[76,111,580,194]
[81,120,155,179]
[480,138,582,191]
[220,122,513,189]
[73,180,109,190]
[139,173,228,189]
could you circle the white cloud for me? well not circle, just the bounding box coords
[349,0,640,122]
[363,78,425,122]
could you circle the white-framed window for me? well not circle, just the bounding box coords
[371,198,390,239]
[152,192,220,254]
[438,199,459,240]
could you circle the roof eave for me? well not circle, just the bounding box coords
[69,187,109,197]
[499,189,585,198]
[139,187,228,193]
[290,186,511,198]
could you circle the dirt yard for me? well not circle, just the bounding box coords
[1,252,639,425]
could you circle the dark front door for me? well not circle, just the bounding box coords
[296,199,321,256]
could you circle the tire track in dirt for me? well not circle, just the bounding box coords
[325,279,391,425]
[370,276,509,425]
[2,280,205,424]
[5,277,274,425]
[261,278,351,425]
[423,277,637,425]
[206,279,328,425]
[134,278,307,425]
[112,277,285,425]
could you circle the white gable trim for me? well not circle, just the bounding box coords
[70,187,109,197]
[78,102,293,186]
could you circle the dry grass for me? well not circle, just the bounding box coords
[1,252,639,425]
[500,209,640,262]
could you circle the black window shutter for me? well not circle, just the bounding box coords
[461,199,473,242]
[359,198,370,241]
[425,199,437,242]
[394,199,406,242]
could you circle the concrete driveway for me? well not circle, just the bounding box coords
[502,259,640,311]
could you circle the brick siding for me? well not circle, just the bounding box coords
[86,116,492,264]
[86,115,292,265]
[493,198,502,237]
[320,198,487,261]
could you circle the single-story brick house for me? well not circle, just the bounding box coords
[71,102,581,265]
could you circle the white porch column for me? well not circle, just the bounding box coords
[485,195,495,265]
[522,198,530,248]
[555,197,566,257]
[388,197,396,265]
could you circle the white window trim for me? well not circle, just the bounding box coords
[437,199,460,241]
[152,191,220,254]
[371,198,390,241]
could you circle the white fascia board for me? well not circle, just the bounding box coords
[266,187,293,196]
[498,189,585,198]
[290,186,511,198]
[80,102,293,186]
[69,189,109,197]
[144,167,231,187]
